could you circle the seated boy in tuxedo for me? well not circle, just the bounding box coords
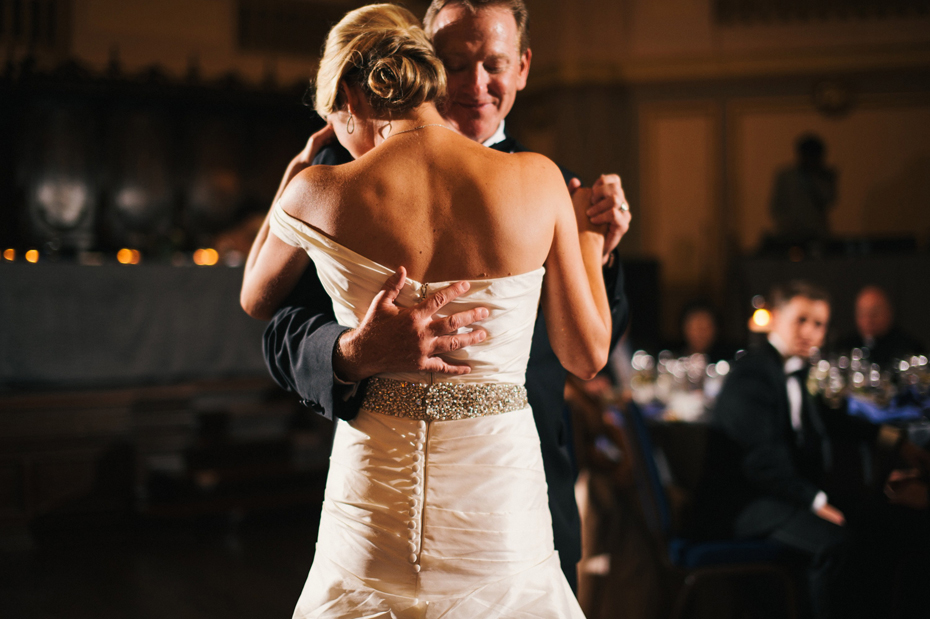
[701,281,930,619]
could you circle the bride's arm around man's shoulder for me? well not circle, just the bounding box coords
[238,169,328,321]
[239,124,340,321]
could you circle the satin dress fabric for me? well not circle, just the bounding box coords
[270,204,585,618]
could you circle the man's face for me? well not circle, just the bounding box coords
[855,289,893,340]
[430,4,531,143]
[772,296,830,359]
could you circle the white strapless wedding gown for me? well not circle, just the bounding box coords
[270,204,585,618]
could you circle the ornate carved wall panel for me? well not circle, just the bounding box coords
[236,0,431,57]
[0,0,70,54]
[726,94,930,254]
[715,0,930,24]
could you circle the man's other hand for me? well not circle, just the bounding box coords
[333,267,489,383]
[815,502,846,526]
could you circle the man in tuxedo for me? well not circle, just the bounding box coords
[261,0,630,591]
[709,281,930,618]
[834,285,924,368]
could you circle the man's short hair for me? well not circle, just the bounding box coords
[423,0,530,55]
[857,284,891,305]
[770,280,831,309]
[796,133,825,159]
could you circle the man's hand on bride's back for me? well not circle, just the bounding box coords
[332,267,490,383]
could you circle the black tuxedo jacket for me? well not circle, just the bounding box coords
[700,342,880,536]
[711,343,826,510]
[262,134,629,573]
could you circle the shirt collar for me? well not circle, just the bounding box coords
[481,120,507,148]
[769,333,806,374]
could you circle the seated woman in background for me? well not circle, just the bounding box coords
[672,300,734,363]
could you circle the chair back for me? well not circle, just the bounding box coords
[611,402,673,540]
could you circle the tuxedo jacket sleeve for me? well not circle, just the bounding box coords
[504,134,629,572]
[711,347,821,508]
[261,141,368,422]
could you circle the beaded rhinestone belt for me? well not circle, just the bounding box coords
[361,377,529,421]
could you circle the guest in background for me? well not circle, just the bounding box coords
[834,285,924,368]
[769,133,837,245]
[700,281,930,619]
[671,300,734,363]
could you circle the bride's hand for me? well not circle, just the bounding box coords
[569,177,628,264]
[568,180,606,242]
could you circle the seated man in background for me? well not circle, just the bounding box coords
[834,285,925,368]
[702,281,930,619]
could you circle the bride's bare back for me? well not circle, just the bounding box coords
[281,127,561,284]
[266,126,610,379]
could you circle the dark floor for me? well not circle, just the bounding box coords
[0,507,322,619]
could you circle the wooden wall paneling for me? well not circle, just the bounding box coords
[509,84,638,252]
[639,100,724,341]
[726,92,930,255]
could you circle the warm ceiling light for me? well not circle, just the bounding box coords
[25,249,39,263]
[2,249,14,261]
[194,248,219,266]
[117,248,134,264]
[749,308,772,332]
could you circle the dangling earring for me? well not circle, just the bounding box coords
[346,112,355,135]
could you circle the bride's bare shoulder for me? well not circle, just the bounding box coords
[508,151,570,196]
[278,163,342,220]
[507,150,561,174]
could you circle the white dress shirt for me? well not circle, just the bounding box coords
[767,333,828,513]
[482,120,508,149]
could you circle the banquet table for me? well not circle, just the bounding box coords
[0,262,268,388]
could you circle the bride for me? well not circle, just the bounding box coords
[241,4,609,617]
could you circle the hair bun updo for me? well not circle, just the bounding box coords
[314,4,446,118]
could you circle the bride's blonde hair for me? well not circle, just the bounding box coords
[313,3,446,119]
